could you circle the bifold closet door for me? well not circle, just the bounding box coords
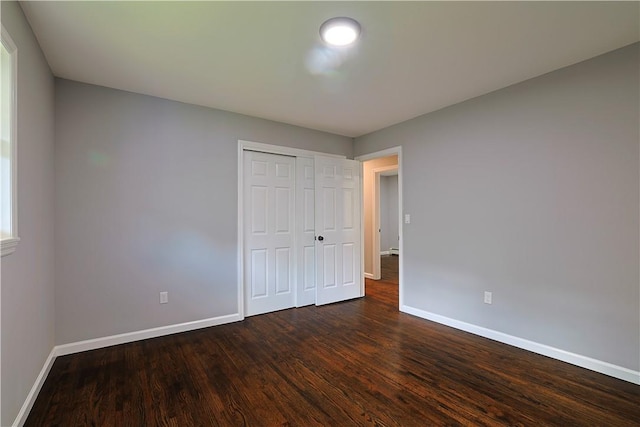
[244,151,296,316]
[296,157,316,307]
[315,156,363,306]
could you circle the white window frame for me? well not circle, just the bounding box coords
[1,26,19,256]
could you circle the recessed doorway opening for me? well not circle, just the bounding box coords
[356,147,403,309]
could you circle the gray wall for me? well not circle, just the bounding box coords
[1,1,55,425]
[380,175,399,251]
[55,79,353,344]
[355,43,639,371]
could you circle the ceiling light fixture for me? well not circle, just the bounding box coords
[319,17,361,47]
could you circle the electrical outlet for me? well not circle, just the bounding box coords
[484,291,492,304]
[160,291,168,304]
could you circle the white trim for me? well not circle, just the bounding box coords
[355,146,403,309]
[401,304,640,385]
[397,148,403,308]
[56,313,242,356]
[356,147,401,162]
[359,161,365,295]
[238,140,346,160]
[0,25,20,424]
[237,143,246,319]
[12,348,56,427]
[380,250,390,256]
[1,26,19,258]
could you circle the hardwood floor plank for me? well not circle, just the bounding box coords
[380,255,399,284]
[25,279,639,426]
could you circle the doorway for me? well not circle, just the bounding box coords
[356,147,403,309]
[379,171,399,285]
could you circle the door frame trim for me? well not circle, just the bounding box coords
[355,146,404,309]
[237,140,346,318]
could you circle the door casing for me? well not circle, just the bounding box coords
[355,146,404,309]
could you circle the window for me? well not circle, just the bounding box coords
[1,26,18,256]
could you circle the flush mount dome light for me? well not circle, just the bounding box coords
[320,17,361,47]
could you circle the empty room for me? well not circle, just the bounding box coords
[1,1,639,426]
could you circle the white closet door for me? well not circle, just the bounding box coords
[244,151,296,316]
[315,156,362,306]
[296,157,316,307]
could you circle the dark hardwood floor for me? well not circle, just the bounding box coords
[379,255,399,284]
[26,278,639,426]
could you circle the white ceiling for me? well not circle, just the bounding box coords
[20,1,639,137]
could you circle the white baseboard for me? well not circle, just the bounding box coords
[56,313,243,356]
[364,272,375,279]
[13,348,56,427]
[389,248,399,255]
[13,313,243,426]
[401,304,640,385]
[380,251,390,256]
